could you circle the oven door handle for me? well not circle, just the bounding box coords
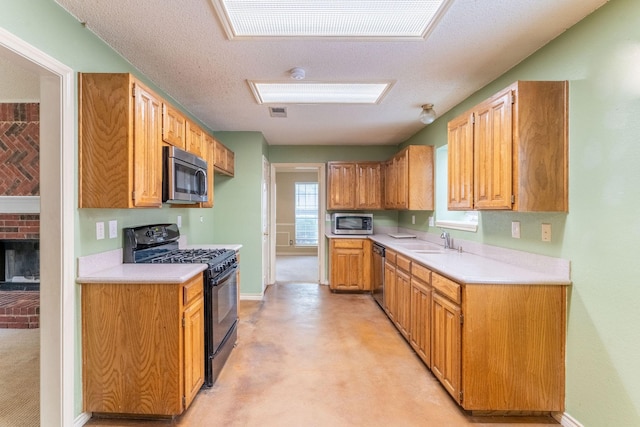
[211,264,238,286]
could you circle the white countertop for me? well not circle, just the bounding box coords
[369,234,570,285]
[76,244,242,284]
[77,263,207,284]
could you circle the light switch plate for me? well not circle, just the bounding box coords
[428,216,434,227]
[542,223,552,242]
[96,222,105,240]
[511,221,521,239]
[412,215,416,225]
[177,215,182,228]
[108,220,117,239]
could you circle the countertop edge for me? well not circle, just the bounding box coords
[327,232,571,286]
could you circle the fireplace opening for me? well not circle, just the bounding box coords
[0,240,40,291]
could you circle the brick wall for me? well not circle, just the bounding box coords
[0,103,39,196]
[0,103,40,239]
[0,214,39,240]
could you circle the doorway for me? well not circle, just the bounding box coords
[0,28,76,427]
[269,163,326,286]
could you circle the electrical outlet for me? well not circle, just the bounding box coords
[511,221,521,239]
[96,222,105,240]
[412,215,416,225]
[177,215,182,228]
[108,220,117,239]
[542,223,552,242]
[428,216,434,227]
[200,216,204,223]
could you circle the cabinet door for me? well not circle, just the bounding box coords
[473,88,513,210]
[186,121,205,158]
[356,163,382,209]
[327,163,356,210]
[447,112,474,210]
[395,150,408,209]
[395,269,411,338]
[410,278,431,368]
[432,292,462,403]
[183,296,205,410]
[330,239,364,291]
[201,134,215,208]
[133,82,163,207]
[383,159,397,209]
[162,103,187,149]
[384,260,397,320]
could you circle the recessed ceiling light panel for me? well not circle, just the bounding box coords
[249,81,394,104]
[212,0,452,40]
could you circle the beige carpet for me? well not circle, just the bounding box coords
[275,255,318,283]
[0,328,39,427]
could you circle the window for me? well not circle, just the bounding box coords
[295,182,319,246]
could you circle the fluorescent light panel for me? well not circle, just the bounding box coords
[212,0,451,39]
[250,82,392,104]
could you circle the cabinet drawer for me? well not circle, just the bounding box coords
[411,263,431,284]
[396,254,412,272]
[332,239,365,249]
[183,274,203,306]
[386,249,397,264]
[432,273,461,304]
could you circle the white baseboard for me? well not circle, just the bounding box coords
[74,412,92,426]
[553,412,584,427]
[240,293,264,301]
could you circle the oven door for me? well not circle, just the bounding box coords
[208,265,238,354]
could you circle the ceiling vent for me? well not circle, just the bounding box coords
[269,106,288,118]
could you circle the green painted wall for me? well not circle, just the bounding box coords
[398,0,640,424]
[212,132,266,297]
[4,0,640,425]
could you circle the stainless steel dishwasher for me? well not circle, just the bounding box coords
[372,243,385,309]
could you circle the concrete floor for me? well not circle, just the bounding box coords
[86,283,559,427]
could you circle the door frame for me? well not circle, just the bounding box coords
[0,28,76,427]
[269,163,327,286]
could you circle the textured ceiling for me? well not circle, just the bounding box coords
[54,0,608,145]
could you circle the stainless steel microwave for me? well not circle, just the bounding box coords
[163,146,208,204]
[331,213,374,235]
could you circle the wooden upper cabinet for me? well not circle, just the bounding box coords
[213,139,235,177]
[356,162,383,209]
[474,88,513,209]
[79,73,163,208]
[327,162,357,210]
[186,120,205,158]
[162,103,187,149]
[447,113,474,210]
[384,145,434,210]
[448,80,568,212]
[327,161,383,210]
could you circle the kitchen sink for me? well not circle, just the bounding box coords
[412,249,446,254]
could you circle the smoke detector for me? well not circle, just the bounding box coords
[290,67,306,80]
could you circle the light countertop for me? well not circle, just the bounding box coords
[77,263,207,284]
[369,234,570,285]
[76,244,242,284]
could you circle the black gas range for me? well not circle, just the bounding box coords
[123,223,238,387]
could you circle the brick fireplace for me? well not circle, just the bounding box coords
[0,103,40,328]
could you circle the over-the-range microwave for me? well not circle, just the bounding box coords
[331,213,373,235]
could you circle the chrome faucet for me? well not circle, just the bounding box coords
[440,231,451,249]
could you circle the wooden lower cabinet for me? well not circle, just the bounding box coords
[329,238,372,291]
[409,263,432,368]
[383,256,397,320]
[81,274,205,416]
[395,257,411,338]
[376,247,567,413]
[431,290,462,402]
